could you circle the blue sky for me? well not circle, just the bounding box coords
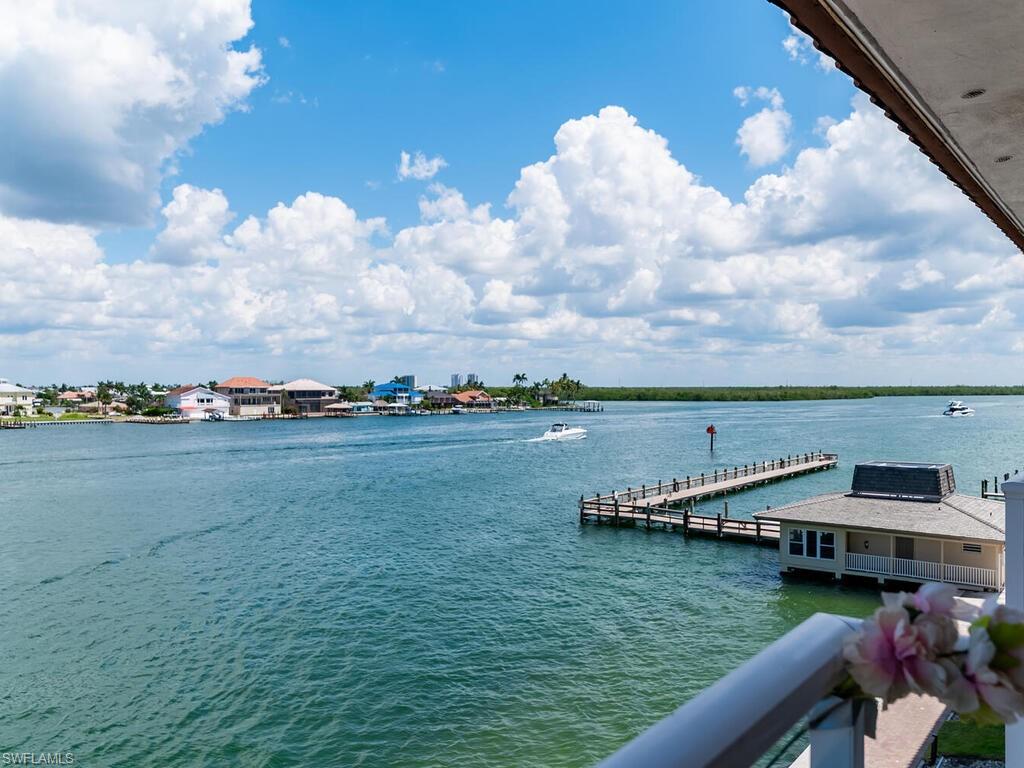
[102,1,854,262]
[2,1,1021,386]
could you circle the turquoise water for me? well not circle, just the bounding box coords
[1,397,1020,766]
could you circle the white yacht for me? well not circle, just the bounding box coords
[943,400,975,417]
[540,422,587,440]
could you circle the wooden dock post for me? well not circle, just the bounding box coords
[614,499,620,526]
[716,513,723,537]
[579,494,584,523]
[724,500,729,518]
[683,506,690,535]
[755,519,761,543]
[983,479,989,497]
[645,502,651,530]
[673,478,678,492]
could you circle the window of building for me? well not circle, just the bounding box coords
[962,543,982,553]
[788,528,804,557]
[788,528,835,560]
[820,531,836,559]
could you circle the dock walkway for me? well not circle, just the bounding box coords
[579,451,838,545]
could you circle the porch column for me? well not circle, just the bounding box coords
[1004,480,1024,768]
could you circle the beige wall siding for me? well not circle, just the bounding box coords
[942,541,999,570]
[847,531,892,557]
[914,538,942,563]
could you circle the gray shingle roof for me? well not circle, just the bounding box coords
[754,492,1004,543]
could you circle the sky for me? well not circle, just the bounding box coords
[1,0,1022,387]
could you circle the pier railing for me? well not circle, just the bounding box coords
[596,612,870,768]
[587,451,836,505]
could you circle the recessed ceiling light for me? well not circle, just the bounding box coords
[995,155,1014,163]
[961,88,986,99]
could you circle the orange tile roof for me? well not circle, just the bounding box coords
[165,384,196,397]
[452,390,492,403]
[216,376,271,389]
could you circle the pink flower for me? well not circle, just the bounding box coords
[942,627,1024,723]
[844,605,951,701]
[884,583,979,621]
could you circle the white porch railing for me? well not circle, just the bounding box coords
[844,552,998,590]
[597,613,869,768]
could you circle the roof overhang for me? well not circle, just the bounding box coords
[757,514,1003,544]
[772,0,1024,253]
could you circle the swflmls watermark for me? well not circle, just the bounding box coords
[2,754,74,766]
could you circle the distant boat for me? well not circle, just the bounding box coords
[540,422,587,440]
[943,400,975,417]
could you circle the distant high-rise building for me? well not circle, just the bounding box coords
[397,374,417,388]
[467,373,479,385]
[450,373,464,388]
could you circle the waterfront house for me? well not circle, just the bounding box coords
[425,390,457,408]
[163,385,231,421]
[754,461,1004,592]
[58,389,94,405]
[214,376,280,417]
[452,390,494,409]
[350,401,375,415]
[370,382,424,405]
[536,388,559,406]
[0,378,34,416]
[273,378,338,414]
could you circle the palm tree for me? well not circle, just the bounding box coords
[512,372,528,387]
[362,380,376,396]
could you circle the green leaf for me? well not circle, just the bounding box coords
[989,622,1024,650]
[972,615,992,631]
[992,650,1020,672]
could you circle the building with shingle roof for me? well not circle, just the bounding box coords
[754,461,1004,592]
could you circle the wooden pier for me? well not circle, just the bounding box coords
[579,451,838,545]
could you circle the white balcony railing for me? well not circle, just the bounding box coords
[597,613,869,768]
[844,552,998,589]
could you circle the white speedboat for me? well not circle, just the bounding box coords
[541,422,587,440]
[943,400,975,417]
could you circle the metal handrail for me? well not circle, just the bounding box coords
[596,613,861,768]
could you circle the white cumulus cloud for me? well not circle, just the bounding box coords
[734,86,792,166]
[0,0,265,227]
[150,185,235,265]
[398,151,447,181]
